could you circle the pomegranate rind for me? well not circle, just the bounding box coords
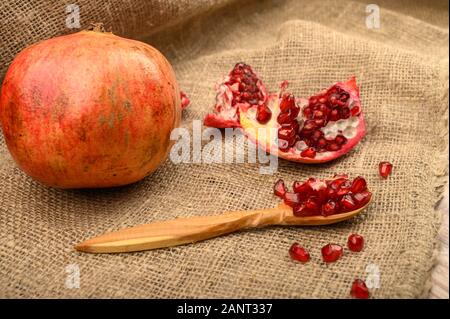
[240,77,366,163]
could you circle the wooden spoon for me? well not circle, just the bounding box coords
[75,200,371,254]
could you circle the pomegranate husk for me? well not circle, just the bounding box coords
[204,63,366,163]
[240,77,366,163]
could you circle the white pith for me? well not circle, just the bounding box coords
[243,94,361,157]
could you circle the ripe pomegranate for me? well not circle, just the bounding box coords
[204,63,366,163]
[273,175,372,216]
[0,29,182,188]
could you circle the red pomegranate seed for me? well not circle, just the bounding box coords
[256,105,272,124]
[311,130,324,141]
[350,105,361,116]
[351,176,367,193]
[303,106,312,118]
[277,112,292,125]
[304,197,320,215]
[330,177,347,190]
[326,142,341,152]
[313,110,325,119]
[278,126,296,140]
[301,147,316,158]
[340,92,350,102]
[321,200,338,216]
[273,179,286,198]
[317,138,327,149]
[293,203,313,217]
[335,135,347,145]
[340,194,356,211]
[350,279,370,299]
[340,107,350,119]
[280,94,295,112]
[284,192,301,207]
[315,119,327,127]
[353,190,372,206]
[304,120,318,131]
[329,108,340,121]
[379,161,393,179]
[321,243,343,262]
[289,106,300,120]
[327,188,338,200]
[348,234,364,252]
[293,181,312,196]
[336,186,351,197]
[289,243,310,263]
[282,120,299,133]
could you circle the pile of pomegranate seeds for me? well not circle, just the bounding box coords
[204,62,269,128]
[274,82,361,157]
[289,243,310,263]
[273,175,372,216]
[378,161,393,179]
[228,63,266,108]
[347,233,364,252]
[276,94,301,151]
[298,87,355,155]
[321,243,343,262]
[350,279,370,299]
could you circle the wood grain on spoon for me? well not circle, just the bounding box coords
[75,200,371,254]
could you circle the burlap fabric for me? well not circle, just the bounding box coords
[0,0,448,298]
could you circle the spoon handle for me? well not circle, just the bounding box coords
[75,205,288,253]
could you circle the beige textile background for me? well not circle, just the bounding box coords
[0,0,448,298]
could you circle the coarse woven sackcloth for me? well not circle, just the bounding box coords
[0,0,448,298]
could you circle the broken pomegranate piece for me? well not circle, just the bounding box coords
[379,161,393,179]
[203,63,268,128]
[275,175,372,217]
[350,279,370,299]
[347,234,364,252]
[289,243,310,263]
[321,243,343,262]
[204,63,366,163]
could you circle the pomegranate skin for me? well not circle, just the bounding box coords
[0,30,181,188]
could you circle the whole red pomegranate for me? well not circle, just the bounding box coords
[0,29,181,188]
